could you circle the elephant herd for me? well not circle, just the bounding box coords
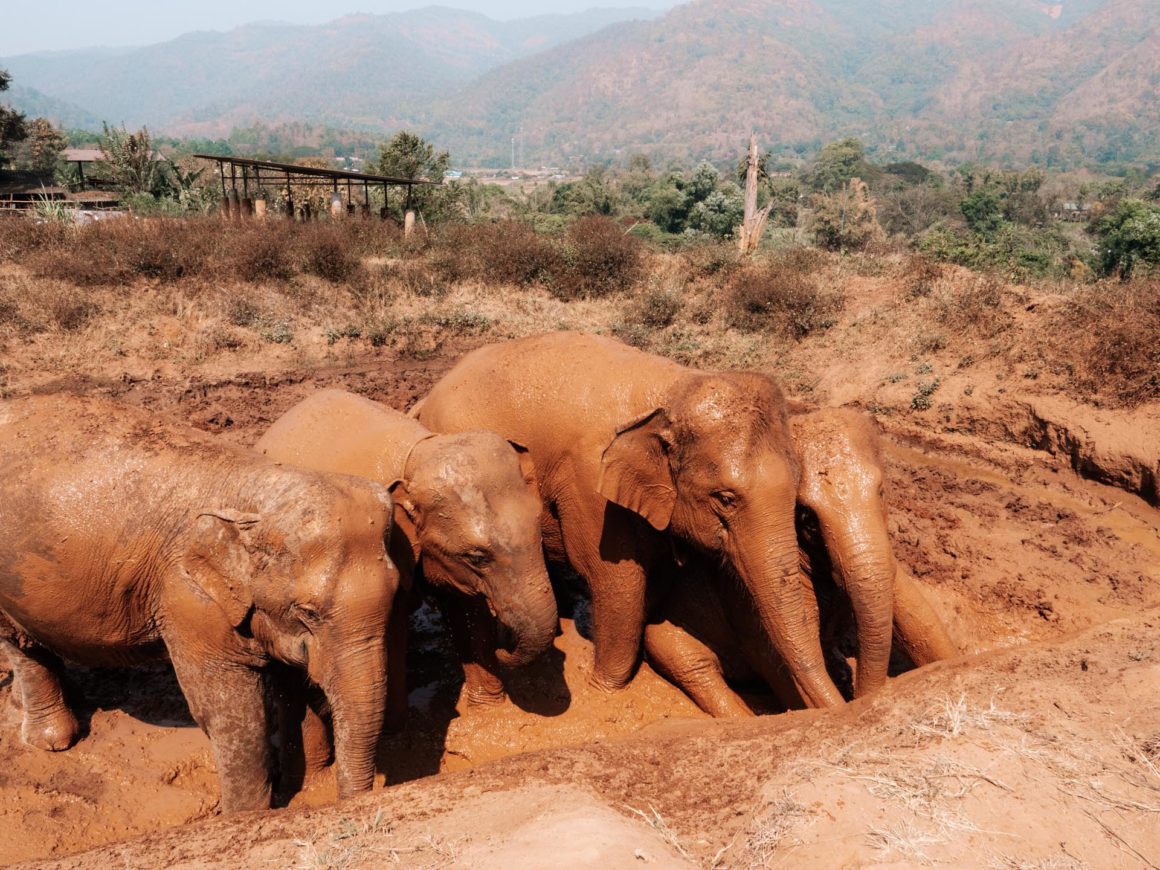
[0,331,959,814]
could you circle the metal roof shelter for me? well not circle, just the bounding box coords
[193,153,439,219]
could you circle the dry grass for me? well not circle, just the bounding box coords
[724,248,844,338]
[1049,280,1160,407]
[2,215,1158,413]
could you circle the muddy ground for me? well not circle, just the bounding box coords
[1,341,1158,868]
[1,250,1159,868]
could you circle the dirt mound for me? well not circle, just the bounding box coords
[24,611,1159,869]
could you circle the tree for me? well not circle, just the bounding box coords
[98,123,167,196]
[808,178,883,251]
[14,117,66,174]
[377,131,449,181]
[0,68,29,169]
[767,178,802,228]
[687,183,745,239]
[376,131,461,221]
[1092,199,1160,279]
[808,138,870,192]
[960,189,1005,235]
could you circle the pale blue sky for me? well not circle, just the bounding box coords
[1,1,681,56]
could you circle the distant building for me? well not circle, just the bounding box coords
[1053,201,1092,222]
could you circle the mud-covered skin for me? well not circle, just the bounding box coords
[255,389,556,711]
[416,332,843,706]
[0,395,398,812]
[645,408,960,716]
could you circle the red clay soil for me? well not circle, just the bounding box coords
[2,347,1159,868]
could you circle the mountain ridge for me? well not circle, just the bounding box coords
[3,1,1157,168]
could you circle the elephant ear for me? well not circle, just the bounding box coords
[598,408,676,532]
[507,439,539,489]
[183,510,260,628]
[387,479,422,563]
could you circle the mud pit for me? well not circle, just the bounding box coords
[2,349,1160,866]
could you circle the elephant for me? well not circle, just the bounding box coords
[0,395,399,812]
[414,331,844,707]
[255,388,557,712]
[643,407,961,717]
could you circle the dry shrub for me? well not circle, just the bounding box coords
[902,252,944,298]
[725,255,844,338]
[27,218,218,285]
[0,218,69,262]
[680,240,742,278]
[233,223,299,283]
[429,221,558,287]
[0,275,96,333]
[633,287,682,328]
[931,273,1012,338]
[300,225,363,284]
[481,222,560,286]
[1053,280,1160,406]
[377,259,445,298]
[550,216,643,300]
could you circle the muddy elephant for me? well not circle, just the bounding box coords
[0,395,398,812]
[415,332,843,707]
[255,388,557,711]
[644,408,961,717]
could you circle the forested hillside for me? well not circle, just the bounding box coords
[428,0,1160,166]
[3,0,1157,168]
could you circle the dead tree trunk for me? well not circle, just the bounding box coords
[737,133,771,255]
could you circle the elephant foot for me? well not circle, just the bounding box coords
[21,706,79,751]
[463,685,507,707]
[586,672,630,694]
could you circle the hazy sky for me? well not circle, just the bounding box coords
[1,1,682,57]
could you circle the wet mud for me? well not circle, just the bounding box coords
[2,350,1159,864]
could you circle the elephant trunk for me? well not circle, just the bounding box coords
[827,534,896,699]
[323,634,387,800]
[893,568,960,666]
[736,513,844,709]
[492,561,559,668]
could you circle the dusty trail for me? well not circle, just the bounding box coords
[3,348,1159,865]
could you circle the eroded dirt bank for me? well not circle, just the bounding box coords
[2,347,1159,867]
[23,611,1160,869]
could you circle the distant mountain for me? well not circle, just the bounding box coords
[425,0,1160,166]
[3,1,1157,169]
[1,6,662,134]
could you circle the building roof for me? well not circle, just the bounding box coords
[62,148,104,162]
[193,154,439,187]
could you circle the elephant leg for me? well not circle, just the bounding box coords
[266,664,333,805]
[893,569,960,666]
[644,618,753,718]
[0,638,79,751]
[169,647,272,813]
[384,583,410,731]
[441,593,506,707]
[559,501,650,692]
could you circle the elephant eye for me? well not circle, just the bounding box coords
[712,490,738,510]
[294,604,321,628]
[462,549,492,570]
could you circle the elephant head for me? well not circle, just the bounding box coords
[391,432,557,667]
[791,409,895,699]
[598,372,844,708]
[183,470,397,800]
